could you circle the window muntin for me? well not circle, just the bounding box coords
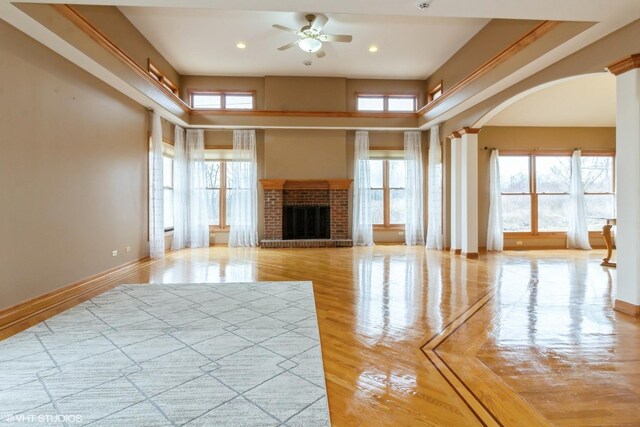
[162,155,174,230]
[499,153,615,235]
[370,159,406,227]
[191,92,254,110]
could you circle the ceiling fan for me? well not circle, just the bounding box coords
[273,14,353,58]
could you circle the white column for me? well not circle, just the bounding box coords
[460,128,480,259]
[612,60,640,315]
[449,133,462,254]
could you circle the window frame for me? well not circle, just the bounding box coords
[148,61,179,96]
[499,150,616,238]
[205,160,229,231]
[162,153,174,232]
[427,81,443,103]
[355,93,418,113]
[190,90,256,110]
[371,158,406,230]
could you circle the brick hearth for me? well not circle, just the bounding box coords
[260,179,353,248]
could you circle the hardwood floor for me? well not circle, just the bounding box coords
[3,246,640,426]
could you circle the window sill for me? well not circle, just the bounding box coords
[505,231,605,239]
[374,225,405,231]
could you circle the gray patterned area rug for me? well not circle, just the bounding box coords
[0,281,330,426]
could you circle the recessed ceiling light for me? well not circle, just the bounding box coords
[369,45,378,53]
[236,42,246,49]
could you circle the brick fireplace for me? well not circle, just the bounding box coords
[260,179,353,248]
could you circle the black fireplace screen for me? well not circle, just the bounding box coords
[283,206,330,240]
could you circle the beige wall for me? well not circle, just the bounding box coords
[264,129,348,179]
[0,20,148,309]
[265,77,347,112]
[73,5,181,88]
[426,19,542,95]
[477,126,615,249]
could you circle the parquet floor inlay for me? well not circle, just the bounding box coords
[2,247,639,426]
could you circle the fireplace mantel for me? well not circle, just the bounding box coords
[260,179,352,191]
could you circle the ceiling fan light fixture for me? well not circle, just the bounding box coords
[298,37,322,53]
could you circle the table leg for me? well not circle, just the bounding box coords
[601,224,616,267]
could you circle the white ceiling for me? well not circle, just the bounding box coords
[119,8,487,78]
[18,0,640,21]
[486,73,616,127]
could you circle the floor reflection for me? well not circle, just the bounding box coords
[149,248,257,284]
[355,253,424,340]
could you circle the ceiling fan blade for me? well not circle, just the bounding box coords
[273,24,300,34]
[319,34,353,43]
[310,14,329,33]
[315,48,326,59]
[277,40,299,51]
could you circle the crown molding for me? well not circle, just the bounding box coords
[606,53,640,76]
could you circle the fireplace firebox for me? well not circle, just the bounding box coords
[283,206,330,240]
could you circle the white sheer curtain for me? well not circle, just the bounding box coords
[172,128,210,250]
[186,129,210,248]
[149,111,165,258]
[228,129,258,247]
[567,149,591,249]
[426,126,443,250]
[486,149,504,251]
[404,131,424,245]
[172,126,187,250]
[352,130,374,246]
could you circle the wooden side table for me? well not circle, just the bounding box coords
[600,218,616,267]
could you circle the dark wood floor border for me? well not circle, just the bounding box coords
[0,256,157,339]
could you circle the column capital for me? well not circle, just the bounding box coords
[607,53,640,76]
[447,131,462,139]
[458,127,482,135]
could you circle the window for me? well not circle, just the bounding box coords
[356,95,417,112]
[499,153,615,234]
[205,161,223,227]
[191,92,254,110]
[204,160,251,228]
[582,156,616,230]
[370,159,406,227]
[148,62,178,96]
[162,155,174,231]
[428,82,443,103]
